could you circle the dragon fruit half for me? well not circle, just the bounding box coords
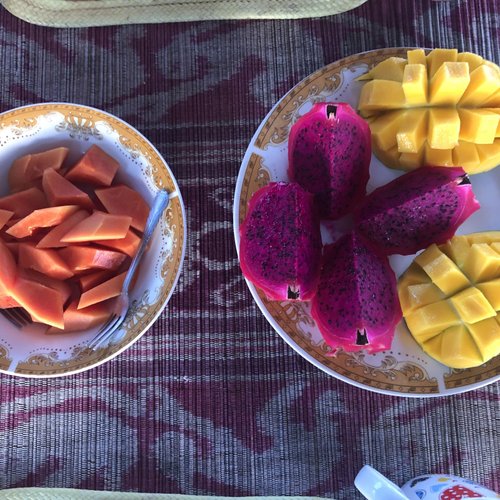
[288,102,371,220]
[311,231,402,354]
[239,182,322,301]
[354,166,480,255]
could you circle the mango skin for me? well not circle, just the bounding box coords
[398,232,500,368]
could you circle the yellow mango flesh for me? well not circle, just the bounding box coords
[370,110,407,150]
[429,62,470,106]
[427,108,460,149]
[398,232,500,368]
[396,109,428,153]
[403,64,428,105]
[460,64,500,106]
[358,49,500,172]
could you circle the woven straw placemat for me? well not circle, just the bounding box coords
[1,0,368,26]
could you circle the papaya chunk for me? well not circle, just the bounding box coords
[0,209,14,230]
[0,240,17,292]
[19,269,72,306]
[59,246,127,273]
[0,187,48,218]
[65,145,119,187]
[36,210,89,249]
[9,147,69,192]
[95,185,149,232]
[0,295,21,308]
[78,271,126,309]
[11,277,64,328]
[18,243,74,280]
[61,212,132,243]
[42,168,94,209]
[46,299,113,334]
[96,229,141,258]
[6,205,80,239]
[77,270,113,292]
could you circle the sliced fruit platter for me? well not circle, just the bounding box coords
[0,103,185,377]
[233,48,500,396]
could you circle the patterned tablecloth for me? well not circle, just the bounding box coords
[0,0,498,498]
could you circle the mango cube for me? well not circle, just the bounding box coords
[397,109,428,153]
[405,301,460,342]
[358,80,406,115]
[407,282,445,310]
[370,110,407,150]
[359,57,407,82]
[429,62,470,106]
[428,108,460,149]
[372,143,400,168]
[482,88,500,107]
[424,325,483,368]
[452,141,481,172]
[450,287,496,324]
[475,140,500,174]
[466,315,500,362]
[461,243,500,282]
[459,109,499,144]
[407,48,427,66]
[457,51,484,72]
[399,146,425,170]
[441,235,471,268]
[477,278,500,311]
[402,64,428,105]
[459,64,500,106]
[424,144,453,166]
[415,244,470,294]
[427,48,458,78]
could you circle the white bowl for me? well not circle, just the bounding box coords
[0,103,186,377]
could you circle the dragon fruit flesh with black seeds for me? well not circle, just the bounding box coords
[239,182,322,301]
[288,102,371,220]
[311,231,402,354]
[354,166,480,256]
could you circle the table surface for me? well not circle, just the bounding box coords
[0,1,498,498]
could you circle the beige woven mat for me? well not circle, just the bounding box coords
[1,0,368,27]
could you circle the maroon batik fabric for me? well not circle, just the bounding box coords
[0,1,498,498]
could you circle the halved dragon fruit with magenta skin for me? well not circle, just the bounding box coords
[354,166,480,256]
[288,102,371,220]
[239,182,322,301]
[311,231,402,354]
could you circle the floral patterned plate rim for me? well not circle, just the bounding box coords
[233,48,500,397]
[0,103,186,378]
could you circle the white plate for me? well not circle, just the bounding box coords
[0,103,186,377]
[233,48,500,397]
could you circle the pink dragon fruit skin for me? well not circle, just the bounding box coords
[239,182,322,301]
[354,166,480,256]
[311,231,402,354]
[288,102,371,220]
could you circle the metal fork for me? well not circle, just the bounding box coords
[0,307,32,328]
[87,189,171,350]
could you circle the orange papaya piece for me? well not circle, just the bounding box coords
[0,294,21,308]
[9,147,69,192]
[6,205,79,239]
[59,246,127,273]
[0,209,14,230]
[19,269,72,306]
[77,270,114,292]
[11,277,64,328]
[65,145,119,187]
[95,229,141,257]
[18,243,74,280]
[0,240,17,293]
[61,211,132,243]
[78,271,126,309]
[46,299,113,334]
[42,168,94,209]
[0,187,48,218]
[36,210,89,249]
[95,185,149,232]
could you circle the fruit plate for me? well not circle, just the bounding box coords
[0,103,186,377]
[233,48,500,397]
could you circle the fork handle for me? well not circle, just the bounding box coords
[122,189,170,293]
